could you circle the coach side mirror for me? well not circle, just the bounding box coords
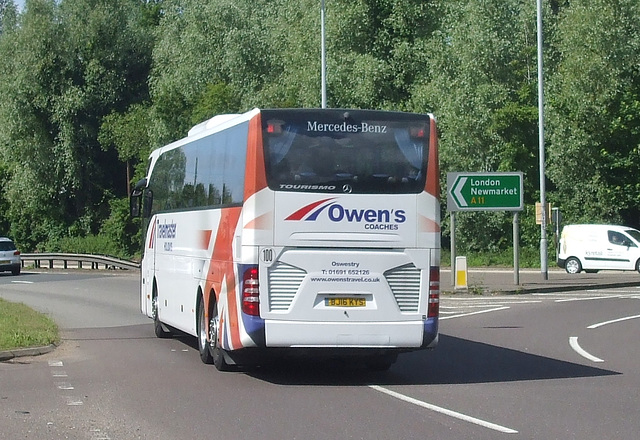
[130,178,147,217]
[142,189,153,218]
[130,194,141,217]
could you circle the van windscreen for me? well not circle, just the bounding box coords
[625,229,640,242]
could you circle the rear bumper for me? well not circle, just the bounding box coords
[0,262,20,272]
[264,319,437,348]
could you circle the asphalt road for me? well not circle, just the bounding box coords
[1,270,639,439]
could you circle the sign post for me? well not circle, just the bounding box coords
[447,172,524,285]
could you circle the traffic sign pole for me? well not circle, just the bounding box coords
[447,172,524,285]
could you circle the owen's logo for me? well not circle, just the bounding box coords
[285,199,406,224]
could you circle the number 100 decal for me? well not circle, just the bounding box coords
[261,248,274,264]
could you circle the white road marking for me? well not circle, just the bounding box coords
[445,296,524,301]
[555,295,621,303]
[587,314,640,329]
[65,397,84,406]
[48,361,84,406]
[369,385,518,434]
[585,289,640,293]
[569,337,604,363]
[90,428,112,440]
[477,300,542,305]
[55,382,74,390]
[10,280,33,284]
[444,301,541,307]
[440,306,510,320]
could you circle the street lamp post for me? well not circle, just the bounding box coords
[537,0,548,280]
[321,0,327,108]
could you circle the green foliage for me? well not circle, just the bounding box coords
[547,0,640,226]
[191,83,241,125]
[98,197,141,258]
[38,198,138,259]
[0,0,154,250]
[100,104,152,163]
[442,231,553,268]
[0,161,10,234]
[0,0,18,34]
[44,233,124,258]
[328,0,441,109]
[99,103,153,185]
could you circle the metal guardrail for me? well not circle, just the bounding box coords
[20,253,140,270]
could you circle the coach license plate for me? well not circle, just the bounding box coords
[325,297,366,307]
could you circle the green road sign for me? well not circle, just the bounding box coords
[447,172,523,211]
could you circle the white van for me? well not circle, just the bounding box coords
[558,224,640,274]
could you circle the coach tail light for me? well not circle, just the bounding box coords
[242,266,260,316]
[427,266,439,318]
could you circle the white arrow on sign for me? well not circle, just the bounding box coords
[452,176,468,207]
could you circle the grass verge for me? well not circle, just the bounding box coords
[0,298,59,351]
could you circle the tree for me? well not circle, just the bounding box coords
[546,0,640,228]
[150,0,271,144]
[0,0,155,248]
[191,83,241,125]
[0,0,18,35]
[0,0,67,247]
[0,161,10,234]
[99,103,154,193]
[328,0,442,109]
[409,0,546,251]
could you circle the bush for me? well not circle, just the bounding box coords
[43,234,125,258]
[442,245,552,268]
[39,197,140,260]
[98,197,141,258]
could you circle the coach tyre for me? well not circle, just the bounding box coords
[198,296,213,364]
[153,283,171,338]
[209,300,232,371]
[565,257,582,274]
[636,259,640,273]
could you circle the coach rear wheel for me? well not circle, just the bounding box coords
[204,301,232,371]
[565,257,582,274]
[198,300,230,371]
[198,298,213,364]
[152,288,171,338]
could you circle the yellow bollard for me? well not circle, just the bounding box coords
[455,256,468,290]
